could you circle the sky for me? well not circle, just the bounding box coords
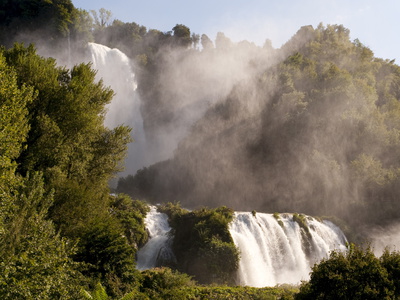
[72,0,400,64]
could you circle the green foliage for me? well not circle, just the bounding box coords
[0,52,32,172]
[0,43,134,298]
[158,201,187,224]
[3,43,130,183]
[0,0,81,59]
[109,194,150,250]
[292,213,311,238]
[0,173,82,300]
[273,213,284,227]
[380,248,400,298]
[186,285,297,300]
[74,216,139,298]
[81,282,137,300]
[159,203,239,284]
[138,272,298,300]
[172,24,192,48]
[0,51,33,233]
[139,267,195,299]
[296,244,394,300]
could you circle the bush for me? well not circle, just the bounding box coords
[380,248,400,298]
[296,244,394,300]
[74,217,139,298]
[158,203,239,284]
[139,268,195,299]
[109,194,150,250]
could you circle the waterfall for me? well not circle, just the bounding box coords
[87,43,146,175]
[229,212,347,287]
[136,207,175,270]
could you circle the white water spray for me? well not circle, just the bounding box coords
[229,212,347,287]
[136,206,175,270]
[87,43,146,174]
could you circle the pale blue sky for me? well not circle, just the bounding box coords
[72,0,400,62]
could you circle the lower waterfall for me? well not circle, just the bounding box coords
[136,208,347,287]
[136,206,175,270]
[229,212,347,287]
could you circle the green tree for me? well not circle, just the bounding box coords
[109,194,150,250]
[90,8,113,29]
[139,268,195,300]
[0,0,76,50]
[3,42,131,193]
[201,34,213,50]
[172,24,192,48]
[74,217,139,298]
[2,43,134,296]
[81,282,138,300]
[0,173,82,300]
[380,249,400,298]
[296,244,394,300]
[0,47,83,300]
[0,50,33,244]
[159,204,239,284]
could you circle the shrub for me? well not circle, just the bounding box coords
[380,248,400,298]
[158,203,240,284]
[296,244,394,300]
[139,268,195,299]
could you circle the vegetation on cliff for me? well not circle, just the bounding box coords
[158,203,240,284]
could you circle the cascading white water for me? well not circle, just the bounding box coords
[87,43,146,174]
[229,212,347,287]
[136,206,175,270]
[88,43,140,129]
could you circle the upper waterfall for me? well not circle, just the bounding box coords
[88,42,140,129]
[87,42,146,175]
[229,212,347,287]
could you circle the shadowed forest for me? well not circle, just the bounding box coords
[2,0,400,299]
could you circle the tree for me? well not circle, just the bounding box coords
[90,8,113,29]
[201,34,213,50]
[74,217,139,298]
[0,173,82,300]
[380,249,400,298]
[0,50,33,242]
[3,43,131,186]
[0,0,77,52]
[296,244,394,300]
[172,24,192,48]
[191,33,200,49]
[215,32,232,49]
[2,43,134,296]
[109,194,150,250]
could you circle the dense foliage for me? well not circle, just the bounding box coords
[158,203,240,284]
[82,267,298,300]
[296,244,400,299]
[0,42,145,298]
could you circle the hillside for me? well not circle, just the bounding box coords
[118,24,400,229]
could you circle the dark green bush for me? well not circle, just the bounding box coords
[109,194,150,250]
[158,203,239,284]
[380,248,400,298]
[296,244,394,300]
[139,267,195,300]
